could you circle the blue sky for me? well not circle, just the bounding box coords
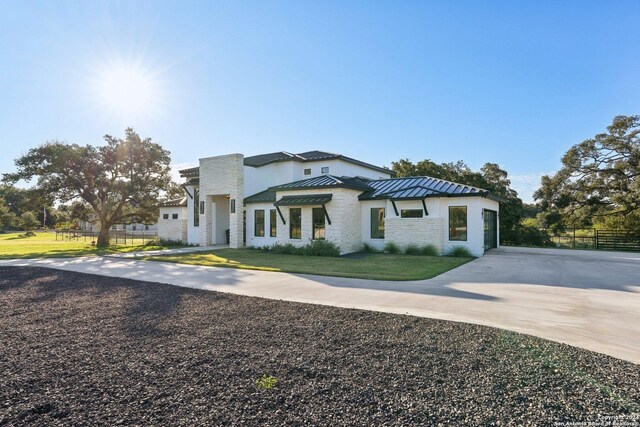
[1,0,639,201]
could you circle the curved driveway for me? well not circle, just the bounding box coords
[2,246,639,364]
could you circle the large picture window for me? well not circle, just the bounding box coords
[370,208,385,239]
[270,209,277,237]
[449,206,467,241]
[289,208,301,239]
[312,208,326,240]
[254,209,265,237]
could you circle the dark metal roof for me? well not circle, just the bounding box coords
[269,175,373,192]
[358,177,497,201]
[158,197,187,207]
[274,194,333,206]
[178,150,393,177]
[244,189,276,204]
[179,166,199,178]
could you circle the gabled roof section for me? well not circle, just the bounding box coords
[359,176,504,201]
[159,197,187,207]
[244,189,277,204]
[243,151,299,167]
[269,175,373,192]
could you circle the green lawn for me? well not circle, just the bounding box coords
[145,249,473,281]
[0,232,170,259]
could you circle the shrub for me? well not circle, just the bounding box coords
[145,238,190,247]
[362,243,375,253]
[420,244,439,256]
[384,242,400,254]
[404,244,421,255]
[255,374,278,390]
[271,243,304,255]
[303,239,340,257]
[447,245,473,257]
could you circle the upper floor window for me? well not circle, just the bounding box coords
[172,213,178,220]
[449,206,467,241]
[194,190,200,227]
[321,166,329,174]
[163,214,169,220]
[370,208,385,239]
[401,209,423,218]
[254,209,265,237]
[304,168,311,175]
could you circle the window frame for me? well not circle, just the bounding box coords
[312,207,326,240]
[289,208,302,239]
[193,191,200,227]
[370,208,385,239]
[163,213,169,220]
[172,213,178,220]
[321,166,329,174]
[304,168,311,175]
[448,206,468,241]
[269,209,277,237]
[254,209,265,237]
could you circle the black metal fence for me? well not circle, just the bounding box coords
[55,229,158,245]
[501,228,640,252]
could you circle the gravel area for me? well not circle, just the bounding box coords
[1,267,639,426]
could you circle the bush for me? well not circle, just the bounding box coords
[384,242,400,254]
[362,243,375,253]
[303,239,341,257]
[271,243,304,255]
[145,238,190,247]
[447,245,473,257]
[420,244,439,256]
[404,244,421,255]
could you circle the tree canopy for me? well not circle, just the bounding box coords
[390,159,523,233]
[3,128,172,246]
[534,115,640,230]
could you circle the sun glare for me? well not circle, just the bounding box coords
[90,59,164,122]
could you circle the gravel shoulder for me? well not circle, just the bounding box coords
[1,267,639,426]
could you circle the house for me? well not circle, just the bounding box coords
[162,150,502,256]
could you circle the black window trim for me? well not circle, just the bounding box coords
[448,205,468,241]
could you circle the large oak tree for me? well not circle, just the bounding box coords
[3,128,172,246]
[534,115,640,229]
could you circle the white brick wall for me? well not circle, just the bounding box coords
[274,188,363,254]
[385,217,445,254]
[197,154,244,248]
[158,207,188,243]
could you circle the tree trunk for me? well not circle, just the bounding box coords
[96,224,111,247]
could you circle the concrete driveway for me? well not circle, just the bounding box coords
[2,246,639,363]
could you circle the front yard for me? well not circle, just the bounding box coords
[145,248,472,281]
[1,267,638,426]
[0,232,173,259]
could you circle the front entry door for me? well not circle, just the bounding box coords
[483,209,497,251]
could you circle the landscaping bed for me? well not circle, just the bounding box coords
[1,267,638,426]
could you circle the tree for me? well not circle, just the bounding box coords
[161,180,185,202]
[19,212,39,234]
[0,197,17,229]
[4,128,172,246]
[534,115,640,230]
[390,159,524,234]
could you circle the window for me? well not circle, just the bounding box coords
[145,225,149,230]
[254,209,265,237]
[172,213,178,219]
[132,224,137,230]
[449,206,467,241]
[401,209,423,218]
[270,209,277,237]
[304,168,311,175]
[230,199,236,213]
[163,214,169,220]
[312,208,325,240]
[321,166,329,174]
[289,208,301,239]
[370,208,385,239]
[200,201,205,214]
[194,190,200,227]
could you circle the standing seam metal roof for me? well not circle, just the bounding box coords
[358,176,489,200]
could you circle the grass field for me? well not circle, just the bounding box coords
[0,232,170,259]
[146,248,472,281]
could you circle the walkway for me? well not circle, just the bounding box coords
[2,246,639,364]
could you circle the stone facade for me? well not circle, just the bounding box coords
[158,206,188,243]
[274,188,363,254]
[385,217,445,254]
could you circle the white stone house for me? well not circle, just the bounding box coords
[164,150,502,257]
[158,197,188,242]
